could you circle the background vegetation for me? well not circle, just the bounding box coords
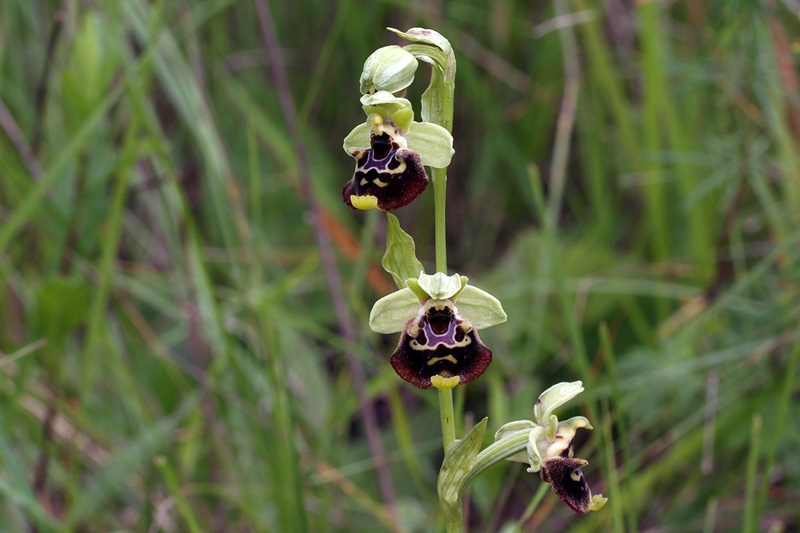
[1,0,799,531]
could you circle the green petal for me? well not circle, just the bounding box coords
[560,415,593,433]
[360,91,413,107]
[534,381,584,426]
[454,276,469,299]
[391,108,414,132]
[544,416,591,459]
[405,121,454,168]
[454,285,507,330]
[360,91,413,121]
[369,288,420,334]
[417,272,463,300]
[405,277,429,302]
[342,122,371,152]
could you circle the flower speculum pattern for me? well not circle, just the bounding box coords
[391,298,492,390]
[343,115,428,212]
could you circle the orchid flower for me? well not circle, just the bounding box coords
[369,271,506,389]
[342,91,453,211]
[494,382,608,515]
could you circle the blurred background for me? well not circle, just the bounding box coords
[2,0,799,531]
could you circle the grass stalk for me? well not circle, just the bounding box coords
[742,414,762,533]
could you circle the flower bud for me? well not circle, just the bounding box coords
[360,45,418,94]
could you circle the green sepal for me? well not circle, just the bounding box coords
[359,45,418,95]
[454,285,507,329]
[417,272,463,301]
[437,418,488,527]
[493,420,536,464]
[342,114,452,168]
[526,425,547,473]
[494,420,536,438]
[368,287,419,334]
[382,214,424,290]
[405,122,454,168]
[534,381,584,426]
[342,122,371,152]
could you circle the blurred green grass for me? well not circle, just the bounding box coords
[1,0,799,531]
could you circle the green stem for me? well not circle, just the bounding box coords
[433,166,448,274]
[433,165,455,453]
[446,511,462,533]
[415,39,456,454]
[401,27,459,527]
[438,386,456,451]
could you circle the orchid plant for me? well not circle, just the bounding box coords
[342,28,606,531]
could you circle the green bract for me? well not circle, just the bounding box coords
[382,213,424,289]
[389,27,453,63]
[359,45,418,95]
[369,272,506,334]
[437,418,488,526]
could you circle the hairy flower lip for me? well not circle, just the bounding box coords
[389,300,492,389]
[541,457,593,515]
